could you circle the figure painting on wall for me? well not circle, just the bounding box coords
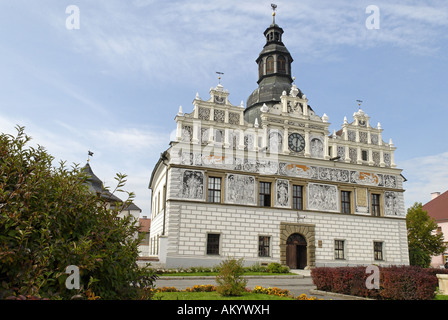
[180,170,204,200]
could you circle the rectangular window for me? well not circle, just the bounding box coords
[293,185,303,210]
[362,150,368,161]
[258,236,271,257]
[374,241,383,260]
[259,182,272,207]
[341,191,351,214]
[208,177,222,203]
[335,240,345,260]
[207,234,220,255]
[371,193,381,216]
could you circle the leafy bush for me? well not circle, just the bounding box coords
[311,265,448,300]
[267,262,290,274]
[215,257,248,296]
[0,127,157,300]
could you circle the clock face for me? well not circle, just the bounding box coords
[288,133,305,152]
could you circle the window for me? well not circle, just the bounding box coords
[335,240,345,260]
[266,56,274,74]
[277,56,286,73]
[371,193,381,216]
[259,182,272,207]
[362,150,368,161]
[208,177,222,203]
[341,191,351,214]
[258,236,271,257]
[293,185,303,210]
[207,234,220,255]
[374,241,383,260]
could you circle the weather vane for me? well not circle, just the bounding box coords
[271,3,277,23]
[216,71,224,84]
[356,99,363,109]
[87,150,94,162]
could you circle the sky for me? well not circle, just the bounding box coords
[0,0,447,216]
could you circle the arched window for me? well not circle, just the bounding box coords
[266,56,274,74]
[277,55,286,73]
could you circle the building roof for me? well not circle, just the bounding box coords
[139,217,151,233]
[82,162,142,211]
[423,190,448,222]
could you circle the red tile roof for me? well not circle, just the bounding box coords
[139,217,151,232]
[423,190,448,222]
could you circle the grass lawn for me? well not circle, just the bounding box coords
[158,272,297,277]
[154,291,294,300]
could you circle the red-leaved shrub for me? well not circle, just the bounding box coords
[311,265,448,300]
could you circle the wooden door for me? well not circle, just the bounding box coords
[297,245,307,269]
[287,244,298,269]
[286,234,307,269]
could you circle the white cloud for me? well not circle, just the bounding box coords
[401,151,448,208]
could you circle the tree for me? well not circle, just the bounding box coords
[406,202,446,268]
[0,126,157,299]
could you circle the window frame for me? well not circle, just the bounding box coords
[206,233,220,255]
[334,239,345,260]
[258,181,272,207]
[207,176,222,203]
[371,193,382,216]
[292,184,304,210]
[374,241,384,261]
[340,190,352,214]
[277,55,286,73]
[258,235,271,257]
[266,56,275,74]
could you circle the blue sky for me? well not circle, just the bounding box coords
[1,0,447,216]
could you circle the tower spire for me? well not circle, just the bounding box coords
[271,3,277,24]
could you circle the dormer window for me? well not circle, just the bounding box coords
[278,55,286,73]
[274,32,281,41]
[266,56,274,74]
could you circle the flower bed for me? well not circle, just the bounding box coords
[311,266,448,300]
[154,285,320,300]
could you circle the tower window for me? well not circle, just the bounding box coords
[266,56,274,74]
[278,56,286,73]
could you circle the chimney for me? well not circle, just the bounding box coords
[431,192,441,200]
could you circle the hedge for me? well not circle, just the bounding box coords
[311,265,448,300]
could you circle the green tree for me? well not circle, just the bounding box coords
[0,126,157,299]
[406,202,446,268]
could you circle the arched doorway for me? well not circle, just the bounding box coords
[286,233,307,269]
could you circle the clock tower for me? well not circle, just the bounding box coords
[245,9,300,124]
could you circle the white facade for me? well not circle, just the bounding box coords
[148,18,409,269]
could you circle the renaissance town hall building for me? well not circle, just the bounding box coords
[148,11,409,269]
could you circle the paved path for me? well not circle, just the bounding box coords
[155,273,355,300]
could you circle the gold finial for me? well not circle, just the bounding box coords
[356,99,363,108]
[216,71,224,84]
[271,3,277,24]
